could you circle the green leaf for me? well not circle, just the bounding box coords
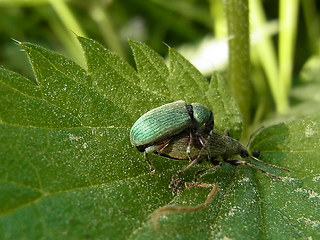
[132,115,320,239]
[289,56,320,117]
[166,47,211,106]
[207,72,242,140]
[1,38,319,240]
[128,40,170,97]
[77,37,169,121]
[248,115,320,238]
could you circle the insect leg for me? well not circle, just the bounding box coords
[144,138,174,173]
[143,151,155,173]
[193,160,222,182]
[175,154,203,178]
[169,154,203,194]
[223,129,230,136]
[186,131,193,161]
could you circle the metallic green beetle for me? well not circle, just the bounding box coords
[130,100,214,171]
[131,101,290,193]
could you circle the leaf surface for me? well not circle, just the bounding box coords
[0,38,319,240]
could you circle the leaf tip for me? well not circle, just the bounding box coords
[11,38,21,45]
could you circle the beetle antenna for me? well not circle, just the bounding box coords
[226,159,284,179]
[246,126,265,148]
[244,162,283,179]
[246,126,290,172]
[250,155,290,172]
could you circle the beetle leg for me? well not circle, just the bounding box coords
[187,132,207,162]
[225,160,282,180]
[197,135,207,149]
[169,154,203,193]
[186,131,193,162]
[143,151,155,174]
[193,160,222,182]
[223,129,230,136]
[176,154,202,178]
[157,138,172,152]
[143,139,173,173]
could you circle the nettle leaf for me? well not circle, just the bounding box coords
[0,38,319,240]
[132,116,320,239]
[207,72,242,139]
[129,40,170,97]
[290,56,320,117]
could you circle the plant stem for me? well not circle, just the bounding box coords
[225,0,251,138]
[209,0,227,38]
[301,0,320,55]
[89,2,126,60]
[278,0,299,113]
[48,0,87,68]
[250,0,279,120]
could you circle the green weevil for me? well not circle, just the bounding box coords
[150,127,289,192]
[130,102,291,225]
[130,100,214,172]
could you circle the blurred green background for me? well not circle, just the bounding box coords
[1,0,320,125]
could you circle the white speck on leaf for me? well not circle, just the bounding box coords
[68,133,83,141]
[295,188,320,199]
[240,177,250,182]
[228,206,241,216]
[312,175,320,182]
[305,125,316,137]
[297,216,320,229]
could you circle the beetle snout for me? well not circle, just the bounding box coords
[240,149,249,158]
